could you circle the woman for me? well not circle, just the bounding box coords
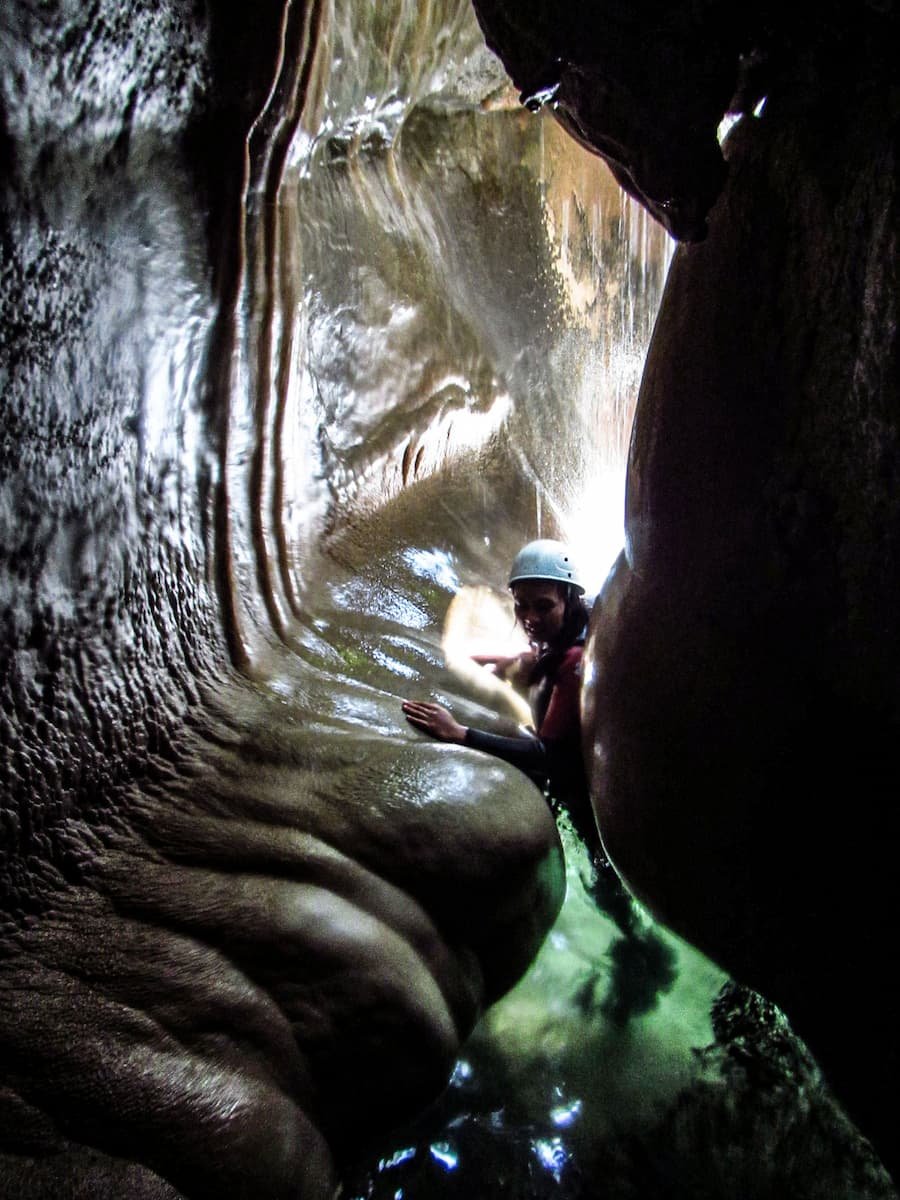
[404,540,678,1024]
[401,539,596,848]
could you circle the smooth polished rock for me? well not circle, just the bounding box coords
[0,3,565,1196]
[586,72,900,1182]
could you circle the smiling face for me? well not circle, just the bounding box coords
[511,579,567,645]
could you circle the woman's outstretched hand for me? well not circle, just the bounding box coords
[402,700,468,743]
[470,653,517,676]
[471,650,536,681]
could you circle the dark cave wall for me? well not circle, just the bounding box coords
[469,0,900,1180]
[480,0,900,1177]
[0,0,291,920]
[592,93,900,1155]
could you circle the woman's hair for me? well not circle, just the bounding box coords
[526,582,590,685]
[557,583,590,648]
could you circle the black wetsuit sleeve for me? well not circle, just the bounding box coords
[463,726,548,774]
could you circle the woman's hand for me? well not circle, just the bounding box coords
[470,653,516,677]
[401,701,468,743]
[471,650,536,682]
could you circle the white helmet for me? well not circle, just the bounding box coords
[508,539,584,594]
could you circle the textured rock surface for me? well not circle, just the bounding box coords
[4,0,899,1196]
[0,3,566,1196]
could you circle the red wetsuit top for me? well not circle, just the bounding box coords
[530,644,582,741]
[464,642,588,813]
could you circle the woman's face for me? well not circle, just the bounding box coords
[511,580,567,645]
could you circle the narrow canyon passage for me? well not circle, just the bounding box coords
[2,1,899,1197]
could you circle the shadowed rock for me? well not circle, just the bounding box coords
[581,10,900,1182]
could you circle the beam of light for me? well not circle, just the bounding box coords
[559,466,626,599]
[441,584,532,725]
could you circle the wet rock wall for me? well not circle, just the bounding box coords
[0,3,573,1196]
[0,0,224,923]
[469,0,900,1181]
[594,86,900,1178]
